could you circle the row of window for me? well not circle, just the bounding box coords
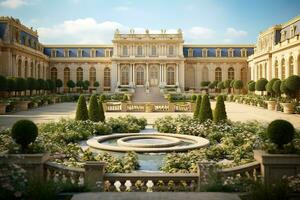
[186,48,249,58]
[50,67,111,87]
[281,25,298,41]
[47,48,113,58]
[122,45,175,57]
[17,59,45,78]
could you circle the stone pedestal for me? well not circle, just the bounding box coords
[254,150,300,185]
[0,103,8,114]
[265,101,276,111]
[84,161,106,191]
[281,103,295,114]
[16,101,31,111]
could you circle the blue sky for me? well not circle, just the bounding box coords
[0,0,300,44]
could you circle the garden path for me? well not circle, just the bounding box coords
[1,102,300,130]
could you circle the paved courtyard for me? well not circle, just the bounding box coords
[1,102,300,130]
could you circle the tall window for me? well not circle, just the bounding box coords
[24,61,28,78]
[137,46,143,56]
[289,56,294,76]
[18,59,22,77]
[50,67,57,80]
[104,67,111,87]
[89,67,96,86]
[37,64,40,78]
[121,66,129,85]
[215,67,222,81]
[30,62,34,77]
[169,46,174,56]
[228,67,234,80]
[123,46,128,56]
[136,66,144,85]
[151,46,156,56]
[202,66,208,81]
[64,67,70,86]
[274,60,279,78]
[281,58,286,79]
[76,67,83,82]
[167,66,175,85]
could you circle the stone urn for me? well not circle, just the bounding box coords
[265,100,276,111]
[15,100,31,111]
[254,150,300,185]
[281,103,294,114]
[0,103,8,114]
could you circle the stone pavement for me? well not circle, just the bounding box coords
[1,102,300,130]
[133,87,167,102]
[71,192,241,200]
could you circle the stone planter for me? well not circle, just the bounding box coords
[254,150,300,185]
[15,100,31,111]
[145,104,153,112]
[0,103,8,114]
[281,103,295,114]
[265,100,276,111]
[0,152,50,180]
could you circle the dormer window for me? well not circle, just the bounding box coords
[188,48,193,57]
[291,26,296,37]
[123,46,128,56]
[137,45,143,56]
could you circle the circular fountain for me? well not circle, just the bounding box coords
[87,133,209,153]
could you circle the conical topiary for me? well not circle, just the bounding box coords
[193,95,202,119]
[75,95,89,121]
[199,94,213,122]
[98,96,105,122]
[88,94,101,122]
[213,95,227,122]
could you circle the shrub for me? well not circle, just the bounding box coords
[266,78,279,96]
[67,80,75,92]
[285,75,300,98]
[84,80,90,87]
[55,79,63,92]
[280,80,291,97]
[93,81,100,87]
[193,95,202,119]
[199,94,213,122]
[46,79,56,92]
[98,98,105,122]
[75,95,89,121]
[37,79,45,93]
[255,78,268,95]
[6,77,16,96]
[248,81,256,92]
[233,80,243,94]
[224,80,232,89]
[201,81,210,87]
[191,94,197,102]
[230,80,235,88]
[15,77,28,94]
[123,95,128,102]
[11,120,38,151]
[100,94,106,102]
[0,75,7,91]
[272,80,281,97]
[267,119,295,149]
[208,82,215,89]
[217,82,225,90]
[88,94,101,122]
[213,95,227,122]
[26,77,37,95]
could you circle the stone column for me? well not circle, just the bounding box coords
[84,161,106,191]
[176,63,179,85]
[295,56,299,75]
[146,63,149,87]
[164,64,167,85]
[129,63,133,86]
[132,63,135,86]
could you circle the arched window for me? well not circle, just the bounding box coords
[50,67,57,80]
[104,67,111,87]
[121,66,129,85]
[136,66,144,85]
[167,66,175,85]
[18,59,22,77]
[24,60,28,78]
[281,58,286,79]
[228,67,234,80]
[30,62,34,77]
[202,66,208,81]
[215,67,222,81]
[169,46,174,56]
[37,64,40,78]
[241,67,247,84]
[137,46,143,56]
[274,60,279,78]
[151,46,156,56]
[64,67,70,86]
[76,67,83,82]
[123,46,128,56]
[89,67,96,86]
[289,56,294,76]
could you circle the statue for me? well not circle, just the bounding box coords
[145,29,149,34]
[115,29,120,35]
[177,28,182,34]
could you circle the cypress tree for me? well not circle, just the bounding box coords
[75,95,89,121]
[88,94,101,122]
[193,95,202,119]
[98,95,105,122]
[199,94,213,122]
[213,95,227,122]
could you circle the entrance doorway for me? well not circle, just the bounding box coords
[136,66,144,85]
[149,65,159,86]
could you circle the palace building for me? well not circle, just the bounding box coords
[0,15,299,93]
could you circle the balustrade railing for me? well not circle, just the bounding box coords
[153,103,170,112]
[126,103,146,112]
[175,104,191,112]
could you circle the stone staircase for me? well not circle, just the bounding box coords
[132,87,167,102]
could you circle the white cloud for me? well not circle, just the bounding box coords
[225,27,247,37]
[114,6,130,11]
[0,0,27,9]
[187,26,216,39]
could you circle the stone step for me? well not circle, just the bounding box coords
[133,87,166,102]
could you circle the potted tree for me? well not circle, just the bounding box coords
[280,75,300,114]
[255,78,268,96]
[67,80,75,93]
[233,80,243,95]
[254,119,300,185]
[265,78,279,110]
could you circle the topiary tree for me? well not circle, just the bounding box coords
[233,80,243,94]
[11,120,38,152]
[280,80,291,98]
[122,95,128,102]
[213,95,227,122]
[76,80,84,93]
[0,75,7,94]
[200,81,210,87]
[15,77,28,96]
[193,95,202,119]
[46,79,56,93]
[248,81,256,94]
[272,80,281,97]
[208,82,215,90]
[230,80,235,94]
[199,94,213,122]
[55,79,63,93]
[67,80,75,93]
[224,79,232,93]
[217,81,225,92]
[93,81,100,88]
[37,79,45,94]
[191,94,197,102]
[6,77,16,97]
[26,77,37,96]
[75,95,89,121]
[266,78,279,97]
[88,94,101,122]
[267,119,295,149]
[285,75,300,99]
[255,78,268,95]
[98,96,105,122]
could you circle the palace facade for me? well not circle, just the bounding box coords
[0,15,299,93]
